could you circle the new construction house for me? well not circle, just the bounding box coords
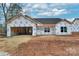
[6,14,79,37]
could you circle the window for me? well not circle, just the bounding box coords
[61,27,63,32]
[64,27,67,32]
[61,27,67,32]
[44,27,50,32]
[37,27,40,30]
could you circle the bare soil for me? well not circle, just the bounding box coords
[0,34,79,56]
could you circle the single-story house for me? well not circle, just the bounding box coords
[6,14,79,37]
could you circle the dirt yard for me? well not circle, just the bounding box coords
[0,34,79,56]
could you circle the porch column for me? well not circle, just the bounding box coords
[7,26,11,37]
[32,26,36,36]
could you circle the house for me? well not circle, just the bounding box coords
[6,14,79,37]
[72,18,79,32]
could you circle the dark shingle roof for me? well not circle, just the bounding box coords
[34,18,62,24]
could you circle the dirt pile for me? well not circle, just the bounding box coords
[9,39,79,56]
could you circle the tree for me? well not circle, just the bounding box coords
[0,3,23,36]
[7,3,23,19]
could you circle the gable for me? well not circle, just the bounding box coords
[7,15,36,27]
[56,20,71,26]
[73,20,79,24]
[7,14,41,24]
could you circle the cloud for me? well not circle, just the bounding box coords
[22,3,71,17]
[37,8,68,16]
[49,3,68,7]
[23,4,33,8]
[6,3,10,7]
[23,3,69,13]
[32,4,48,9]
[52,8,68,16]
[38,12,52,16]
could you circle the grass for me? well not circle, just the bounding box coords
[6,35,33,49]
[0,35,33,53]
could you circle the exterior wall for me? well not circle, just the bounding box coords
[36,26,55,35]
[7,16,78,36]
[7,26,11,37]
[7,16,36,37]
[72,20,79,32]
[33,26,37,36]
[7,17,34,27]
[55,21,72,35]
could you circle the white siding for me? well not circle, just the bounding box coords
[55,21,72,35]
[36,27,55,35]
[32,26,37,36]
[7,26,11,37]
[7,15,78,36]
[72,20,79,32]
[73,20,79,24]
[7,16,36,37]
[8,17,34,27]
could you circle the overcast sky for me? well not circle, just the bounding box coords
[0,3,79,24]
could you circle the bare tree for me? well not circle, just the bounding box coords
[1,3,10,36]
[1,3,22,36]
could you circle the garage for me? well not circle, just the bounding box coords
[11,27,32,35]
[7,14,37,37]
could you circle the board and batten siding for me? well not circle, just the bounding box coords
[7,16,36,37]
[36,26,55,35]
[72,20,79,32]
[55,21,72,35]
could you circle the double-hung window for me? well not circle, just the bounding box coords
[44,27,50,32]
[61,27,67,32]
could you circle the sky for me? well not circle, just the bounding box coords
[0,3,79,24]
[21,3,79,22]
[21,3,79,18]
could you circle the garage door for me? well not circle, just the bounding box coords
[11,27,32,35]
